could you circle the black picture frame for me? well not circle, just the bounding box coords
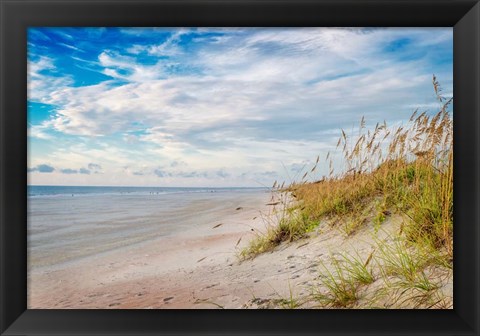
[1,0,479,335]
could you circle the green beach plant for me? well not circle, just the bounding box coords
[313,256,359,308]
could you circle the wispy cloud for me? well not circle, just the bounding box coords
[27,56,73,103]
[87,163,102,172]
[79,168,90,175]
[29,164,55,173]
[146,29,189,57]
[60,168,78,174]
[27,27,452,186]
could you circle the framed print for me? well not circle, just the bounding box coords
[1,0,479,335]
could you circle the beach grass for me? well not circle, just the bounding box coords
[242,75,453,261]
[312,251,374,308]
[240,76,453,308]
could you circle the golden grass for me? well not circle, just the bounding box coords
[242,75,453,261]
[240,76,453,309]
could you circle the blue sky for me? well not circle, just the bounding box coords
[27,27,452,187]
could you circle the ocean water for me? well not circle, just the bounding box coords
[28,185,266,197]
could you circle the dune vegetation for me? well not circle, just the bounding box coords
[240,76,453,308]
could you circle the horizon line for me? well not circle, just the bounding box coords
[27,184,268,189]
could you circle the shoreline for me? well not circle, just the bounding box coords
[28,190,274,308]
[28,189,453,309]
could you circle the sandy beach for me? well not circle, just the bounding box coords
[28,188,452,309]
[28,189,279,308]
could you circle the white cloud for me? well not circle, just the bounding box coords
[147,29,189,56]
[27,56,72,103]
[27,28,452,186]
[28,122,53,140]
[98,51,166,81]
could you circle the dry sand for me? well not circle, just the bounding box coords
[28,191,452,309]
